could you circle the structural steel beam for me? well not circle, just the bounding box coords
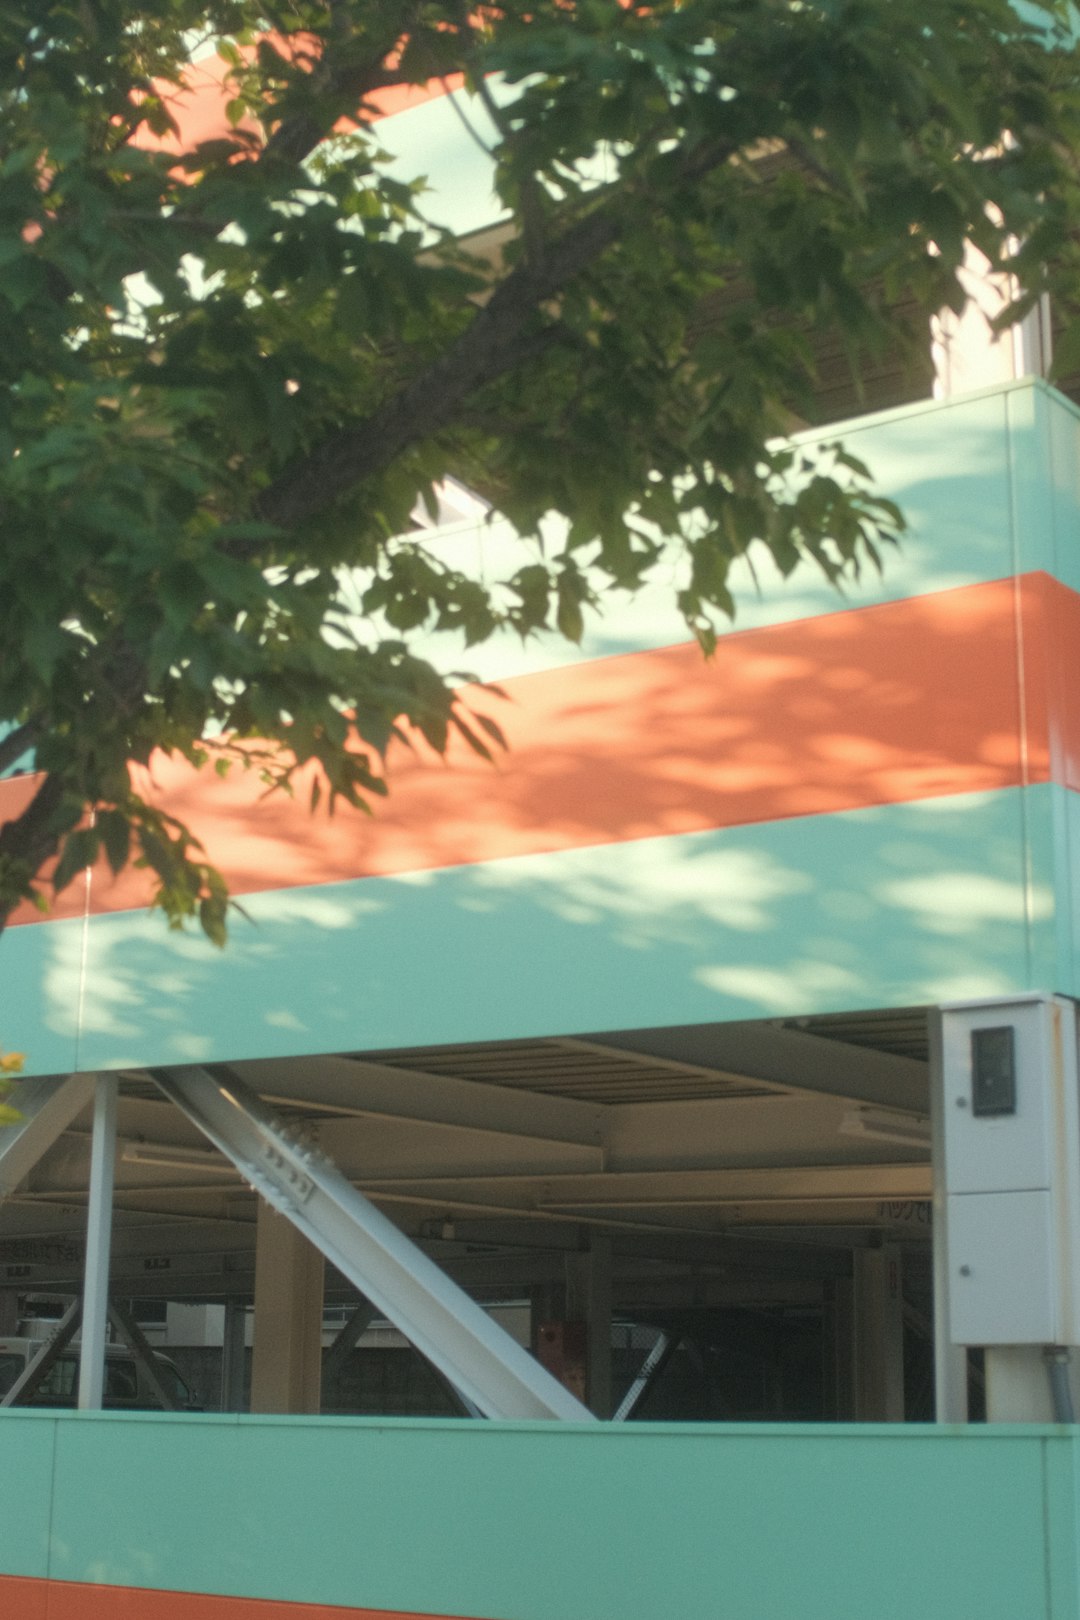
[0,1298,80,1408]
[108,1298,178,1412]
[589,1023,928,1113]
[928,1008,967,1423]
[322,1295,379,1386]
[250,1054,604,1148]
[357,1162,933,1210]
[150,1066,593,1422]
[0,1072,96,1199]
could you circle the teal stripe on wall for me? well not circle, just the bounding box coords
[408,380,1080,687]
[1,786,1045,1076]
[1,912,80,1078]
[0,1415,55,1581]
[0,1410,1077,1620]
[1023,378,1080,598]
[5,380,1080,1076]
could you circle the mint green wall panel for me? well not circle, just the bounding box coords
[1041,782,1078,996]
[424,380,1080,690]
[1040,384,1080,597]
[10,380,1080,1076]
[825,386,1014,591]
[423,386,1029,686]
[58,788,1045,1077]
[1006,382,1060,582]
[1024,780,1067,994]
[1042,1433,1080,1620]
[379,86,506,239]
[1058,786,1080,1003]
[0,1413,55,1580]
[1,918,80,1078]
[24,1413,1080,1620]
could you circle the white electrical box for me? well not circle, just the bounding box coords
[941,995,1080,1346]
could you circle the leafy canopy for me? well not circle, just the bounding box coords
[2,0,1080,941]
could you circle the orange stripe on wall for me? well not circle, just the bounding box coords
[0,1576,47,1620]
[4,572,1075,927]
[0,1574,481,1620]
[130,49,460,159]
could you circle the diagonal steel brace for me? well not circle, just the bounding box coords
[0,1072,97,1199]
[0,1299,81,1407]
[150,1065,593,1422]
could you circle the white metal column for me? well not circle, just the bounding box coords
[78,1074,118,1410]
[151,1065,593,1421]
[929,1010,968,1422]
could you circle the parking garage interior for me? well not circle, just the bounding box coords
[0,1007,944,1423]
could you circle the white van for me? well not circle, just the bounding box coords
[0,1336,198,1410]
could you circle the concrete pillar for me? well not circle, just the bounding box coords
[530,1279,565,1345]
[251,1201,324,1414]
[821,1278,855,1421]
[167,1302,223,1345]
[853,1245,905,1421]
[984,1347,1080,1422]
[221,1297,248,1412]
[0,1293,19,1335]
[931,241,1049,397]
[985,1347,1055,1421]
[566,1232,613,1418]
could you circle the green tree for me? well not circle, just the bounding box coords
[2,0,1080,941]
[0,1049,22,1121]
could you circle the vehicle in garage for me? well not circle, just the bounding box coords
[0,1335,198,1411]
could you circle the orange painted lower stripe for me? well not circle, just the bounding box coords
[5,571,1077,926]
[131,48,460,161]
[0,1576,46,1620]
[0,1574,483,1620]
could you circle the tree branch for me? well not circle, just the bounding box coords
[449,0,547,263]
[37,22,414,306]
[258,63,403,168]
[1,125,735,938]
[254,3,424,172]
[257,136,737,529]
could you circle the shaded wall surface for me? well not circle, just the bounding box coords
[2,1410,1080,1620]
[6,379,1080,1072]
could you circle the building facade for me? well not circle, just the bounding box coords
[4,62,1080,1620]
